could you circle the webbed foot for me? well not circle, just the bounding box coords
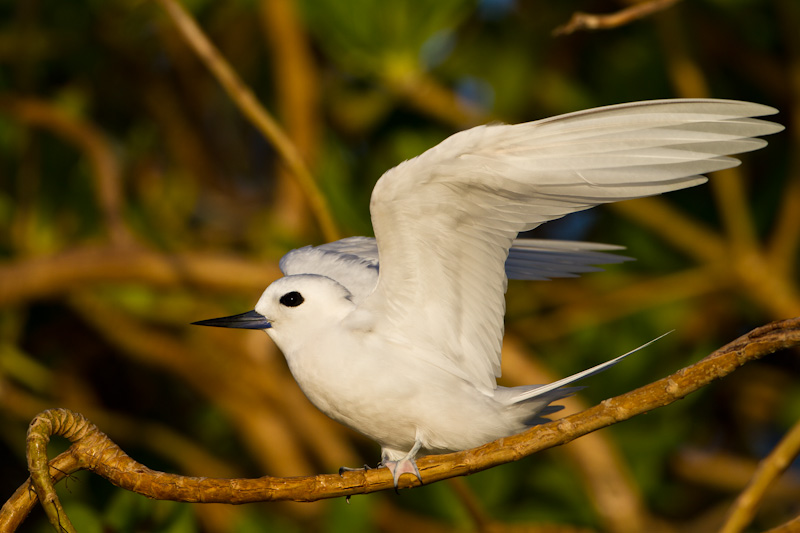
[382,436,424,489]
[382,457,422,489]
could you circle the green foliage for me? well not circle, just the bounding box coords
[299,0,472,77]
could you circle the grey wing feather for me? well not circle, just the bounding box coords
[505,239,631,280]
[279,236,629,302]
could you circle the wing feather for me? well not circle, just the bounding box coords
[280,238,629,299]
[361,99,782,394]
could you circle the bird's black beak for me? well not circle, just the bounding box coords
[192,310,271,330]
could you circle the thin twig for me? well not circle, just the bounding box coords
[502,335,659,533]
[155,0,340,242]
[718,419,800,533]
[656,11,760,257]
[258,0,321,236]
[655,9,800,318]
[767,0,800,279]
[609,197,726,264]
[445,478,492,531]
[554,0,682,36]
[763,513,800,533]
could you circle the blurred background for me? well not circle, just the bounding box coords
[1,0,799,531]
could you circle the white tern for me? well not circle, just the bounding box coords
[194,99,783,487]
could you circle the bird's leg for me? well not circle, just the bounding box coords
[382,434,424,489]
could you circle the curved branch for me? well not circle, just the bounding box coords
[4,318,799,531]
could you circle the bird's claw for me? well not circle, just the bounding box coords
[338,464,374,476]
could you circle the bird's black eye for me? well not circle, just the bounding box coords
[279,291,304,307]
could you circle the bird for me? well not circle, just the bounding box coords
[193,99,783,488]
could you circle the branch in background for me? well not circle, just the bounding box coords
[765,515,800,533]
[768,0,800,279]
[5,318,799,532]
[66,291,362,476]
[387,70,491,130]
[0,245,281,306]
[720,418,800,533]
[656,11,760,256]
[0,95,133,247]
[154,0,340,243]
[258,0,321,236]
[501,335,659,533]
[609,198,726,264]
[554,0,682,36]
[655,11,800,320]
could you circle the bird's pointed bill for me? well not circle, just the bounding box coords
[192,310,271,330]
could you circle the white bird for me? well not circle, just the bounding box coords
[194,99,782,487]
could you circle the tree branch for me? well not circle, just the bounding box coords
[4,317,799,532]
[0,244,280,306]
[719,417,800,533]
[0,95,133,247]
[154,0,340,242]
[554,0,682,36]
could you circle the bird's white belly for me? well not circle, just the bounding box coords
[281,329,518,456]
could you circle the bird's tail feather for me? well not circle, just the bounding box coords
[501,331,672,406]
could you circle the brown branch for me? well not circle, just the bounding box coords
[0,244,281,306]
[502,335,660,533]
[768,0,800,279]
[719,418,800,533]
[510,265,728,344]
[154,0,341,242]
[554,0,682,36]
[656,11,761,257]
[651,10,800,319]
[388,70,491,130]
[0,95,133,247]
[3,318,798,532]
[609,197,726,265]
[258,0,321,236]
[764,514,800,533]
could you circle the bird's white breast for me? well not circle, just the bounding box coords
[275,322,522,454]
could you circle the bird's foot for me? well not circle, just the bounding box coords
[381,432,425,490]
[338,464,374,476]
[382,457,422,489]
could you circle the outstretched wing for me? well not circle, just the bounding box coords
[360,99,782,394]
[280,237,630,303]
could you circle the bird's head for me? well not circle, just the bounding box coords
[193,274,355,353]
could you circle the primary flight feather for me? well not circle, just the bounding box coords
[194,99,783,487]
